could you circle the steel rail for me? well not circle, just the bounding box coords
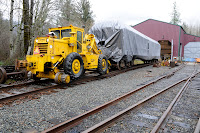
[0,63,154,104]
[194,117,200,133]
[42,65,184,133]
[151,71,199,133]
[0,80,46,89]
[82,72,197,133]
[0,84,65,104]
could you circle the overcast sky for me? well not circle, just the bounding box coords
[90,0,200,26]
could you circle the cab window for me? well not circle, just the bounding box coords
[51,30,60,39]
[61,29,71,38]
[77,31,82,52]
[77,31,82,43]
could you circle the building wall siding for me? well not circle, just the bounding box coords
[134,19,180,56]
[134,19,200,58]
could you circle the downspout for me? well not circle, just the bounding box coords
[178,26,181,60]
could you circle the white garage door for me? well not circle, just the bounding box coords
[184,42,200,58]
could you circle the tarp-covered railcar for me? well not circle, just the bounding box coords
[89,21,161,63]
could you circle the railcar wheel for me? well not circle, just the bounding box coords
[61,74,70,84]
[0,67,7,84]
[22,70,28,79]
[63,52,84,79]
[130,59,135,66]
[97,55,108,75]
[117,59,126,70]
[54,72,62,84]
[33,74,41,81]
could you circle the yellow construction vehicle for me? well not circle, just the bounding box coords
[23,25,108,83]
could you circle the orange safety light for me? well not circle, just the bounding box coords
[34,46,40,54]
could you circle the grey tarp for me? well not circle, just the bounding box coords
[89,21,161,62]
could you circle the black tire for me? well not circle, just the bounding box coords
[63,52,84,79]
[97,55,108,75]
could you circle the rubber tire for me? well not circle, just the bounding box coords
[97,55,108,75]
[63,52,84,79]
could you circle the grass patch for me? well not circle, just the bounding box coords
[0,61,3,66]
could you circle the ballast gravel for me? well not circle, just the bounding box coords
[0,65,186,132]
[68,64,197,132]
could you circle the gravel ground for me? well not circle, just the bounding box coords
[102,63,200,133]
[68,64,197,132]
[163,71,200,132]
[0,81,55,99]
[0,64,188,132]
[104,83,184,133]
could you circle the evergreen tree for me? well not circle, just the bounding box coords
[76,0,94,33]
[59,0,77,26]
[170,2,181,25]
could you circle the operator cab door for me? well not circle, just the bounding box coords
[77,31,83,53]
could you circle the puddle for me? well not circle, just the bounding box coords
[173,121,190,129]
[137,113,158,120]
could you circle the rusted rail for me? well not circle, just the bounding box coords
[0,84,65,104]
[42,65,185,133]
[194,117,200,133]
[151,71,199,133]
[0,63,154,104]
[81,76,192,133]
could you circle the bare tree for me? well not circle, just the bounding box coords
[27,0,54,55]
[23,0,30,55]
[0,11,10,60]
[182,22,200,36]
[182,22,189,32]
[9,0,14,58]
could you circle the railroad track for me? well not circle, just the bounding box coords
[41,64,187,133]
[0,63,153,105]
[83,71,199,133]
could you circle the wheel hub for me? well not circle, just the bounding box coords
[102,59,106,70]
[72,59,81,74]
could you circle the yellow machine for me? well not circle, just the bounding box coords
[25,25,108,83]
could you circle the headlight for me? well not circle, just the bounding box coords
[36,39,38,43]
[46,38,49,42]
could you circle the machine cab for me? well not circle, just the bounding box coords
[49,25,85,53]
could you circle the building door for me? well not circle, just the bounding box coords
[184,42,200,59]
[158,40,171,60]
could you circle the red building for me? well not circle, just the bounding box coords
[133,19,200,60]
